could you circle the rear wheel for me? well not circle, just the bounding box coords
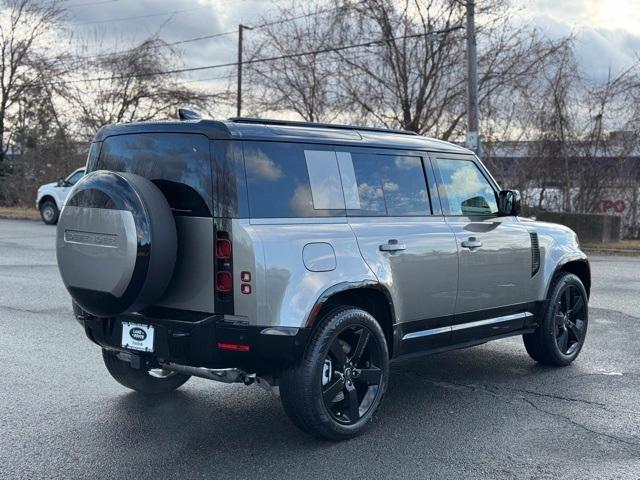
[279,306,389,440]
[40,200,59,225]
[523,272,588,366]
[102,349,190,394]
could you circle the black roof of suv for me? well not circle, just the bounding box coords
[93,117,472,154]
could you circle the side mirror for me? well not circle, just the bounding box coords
[57,178,65,187]
[498,190,521,216]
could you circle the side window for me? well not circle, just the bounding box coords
[339,152,431,216]
[435,158,498,215]
[66,170,84,185]
[243,142,344,218]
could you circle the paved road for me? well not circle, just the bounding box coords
[1,219,639,479]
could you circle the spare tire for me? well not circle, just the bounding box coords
[56,171,177,317]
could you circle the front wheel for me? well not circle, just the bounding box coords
[279,306,389,441]
[40,200,59,225]
[102,349,190,394]
[523,272,588,366]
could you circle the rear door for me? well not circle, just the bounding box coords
[94,133,216,313]
[431,154,534,343]
[338,148,458,354]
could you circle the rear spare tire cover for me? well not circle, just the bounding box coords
[56,171,177,317]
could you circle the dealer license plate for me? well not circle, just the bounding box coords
[121,322,154,352]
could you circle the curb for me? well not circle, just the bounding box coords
[584,248,640,256]
[0,214,40,222]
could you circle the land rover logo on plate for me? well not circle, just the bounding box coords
[129,327,147,341]
[121,322,154,352]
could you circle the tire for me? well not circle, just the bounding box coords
[40,200,59,225]
[56,171,177,317]
[523,272,588,366]
[102,349,190,394]
[279,306,389,441]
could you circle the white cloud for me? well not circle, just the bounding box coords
[244,148,284,181]
[518,1,640,81]
[383,181,399,191]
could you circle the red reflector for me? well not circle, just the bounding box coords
[240,271,251,282]
[218,342,250,352]
[216,271,233,293]
[241,284,251,295]
[216,239,232,259]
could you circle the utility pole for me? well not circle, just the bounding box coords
[464,1,480,154]
[236,24,252,118]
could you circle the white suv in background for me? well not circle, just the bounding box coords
[36,168,85,224]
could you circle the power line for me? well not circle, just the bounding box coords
[74,5,211,25]
[34,27,465,88]
[74,2,359,61]
[65,0,120,8]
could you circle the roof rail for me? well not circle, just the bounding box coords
[228,117,419,136]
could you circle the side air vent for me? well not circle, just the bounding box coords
[530,232,541,277]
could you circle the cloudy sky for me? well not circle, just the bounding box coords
[64,0,639,85]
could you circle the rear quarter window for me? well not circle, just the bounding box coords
[243,141,344,218]
[96,133,212,217]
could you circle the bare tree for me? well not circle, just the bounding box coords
[245,1,345,122]
[0,0,67,164]
[68,36,217,139]
[335,0,571,137]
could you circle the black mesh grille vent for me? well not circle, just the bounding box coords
[530,232,541,277]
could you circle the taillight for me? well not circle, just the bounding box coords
[216,239,232,259]
[216,271,233,293]
[215,230,234,312]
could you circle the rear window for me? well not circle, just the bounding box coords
[95,133,212,216]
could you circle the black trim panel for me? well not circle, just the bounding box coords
[391,328,537,365]
[393,301,544,360]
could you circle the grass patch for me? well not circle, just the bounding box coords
[0,206,41,221]
[583,240,640,253]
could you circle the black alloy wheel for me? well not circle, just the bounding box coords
[322,325,384,425]
[554,284,587,355]
[279,306,389,440]
[523,272,589,366]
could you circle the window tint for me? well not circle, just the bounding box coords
[212,140,249,218]
[305,150,345,210]
[96,133,212,216]
[347,153,386,216]
[342,153,431,216]
[436,158,498,215]
[243,142,344,218]
[66,170,84,185]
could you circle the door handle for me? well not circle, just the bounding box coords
[461,237,483,250]
[379,239,406,252]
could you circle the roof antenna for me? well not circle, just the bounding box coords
[178,109,201,120]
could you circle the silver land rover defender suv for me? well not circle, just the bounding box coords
[57,117,590,440]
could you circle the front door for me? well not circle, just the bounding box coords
[337,148,458,354]
[432,154,534,343]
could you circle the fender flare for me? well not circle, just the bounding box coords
[545,254,591,298]
[304,280,397,328]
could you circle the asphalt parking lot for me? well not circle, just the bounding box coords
[1,218,639,479]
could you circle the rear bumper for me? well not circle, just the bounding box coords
[82,310,310,374]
